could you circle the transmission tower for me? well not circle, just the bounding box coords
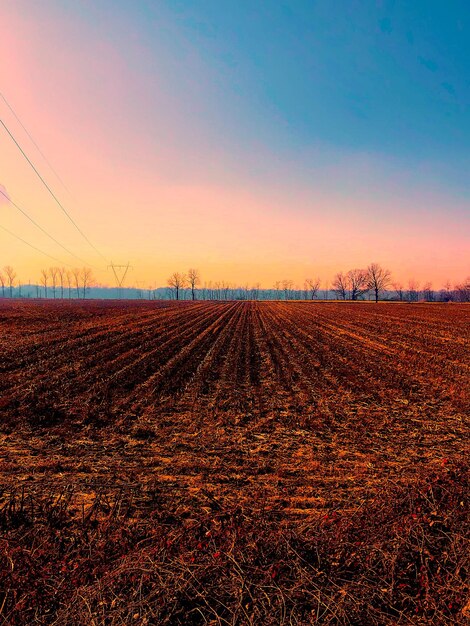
[108,262,132,299]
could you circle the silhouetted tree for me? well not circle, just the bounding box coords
[4,266,16,298]
[49,267,58,299]
[188,268,200,301]
[251,282,261,300]
[282,279,293,300]
[65,270,72,299]
[305,277,321,300]
[407,280,420,302]
[347,269,368,300]
[439,280,453,302]
[167,272,187,300]
[81,268,94,299]
[367,263,391,303]
[422,282,435,302]
[332,272,348,300]
[57,267,66,299]
[0,270,5,298]
[455,277,470,302]
[72,268,81,298]
[40,269,48,298]
[393,282,404,301]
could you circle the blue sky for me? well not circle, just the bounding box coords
[108,0,470,199]
[150,0,470,157]
[61,0,470,155]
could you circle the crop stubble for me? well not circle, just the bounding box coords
[0,300,468,624]
[0,300,468,512]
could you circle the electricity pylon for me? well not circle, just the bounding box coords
[108,262,131,299]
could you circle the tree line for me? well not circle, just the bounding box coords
[0,266,95,299]
[165,264,470,303]
[0,263,469,302]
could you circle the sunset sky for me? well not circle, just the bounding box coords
[0,0,469,288]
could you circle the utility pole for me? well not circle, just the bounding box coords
[108,262,131,299]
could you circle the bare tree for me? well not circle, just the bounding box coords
[407,280,420,302]
[72,268,81,298]
[0,271,5,298]
[422,282,434,302]
[282,279,293,300]
[40,269,48,298]
[439,280,453,302]
[4,266,16,298]
[332,272,348,300]
[367,263,391,303]
[221,281,231,300]
[57,267,66,299]
[167,272,187,301]
[187,268,200,301]
[65,270,72,299]
[455,277,470,302]
[81,268,94,299]
[49,267,59,299]
[347,269,368,301]
[251,282,261,300]
[392,282,404,301]
[305,277,321,300]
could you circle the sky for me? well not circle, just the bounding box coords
[0,0,469,288]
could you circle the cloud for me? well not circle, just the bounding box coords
[0,184,10,205]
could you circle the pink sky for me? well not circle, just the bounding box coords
[0,2,468,289]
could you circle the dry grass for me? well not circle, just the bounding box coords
[0,300,468,624]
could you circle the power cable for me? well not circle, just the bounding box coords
[0,188,100,269]
[0,116,107,263]
[0,222,74,266]
[0,91,69,192]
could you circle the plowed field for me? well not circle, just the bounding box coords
[0,301,468,625]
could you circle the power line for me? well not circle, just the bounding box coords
[108,262,131,287]
[0,222,74,266]
[0,116,108,263]
[0,92,69,193]
[0,188,100,269]
[108,262,132,299]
